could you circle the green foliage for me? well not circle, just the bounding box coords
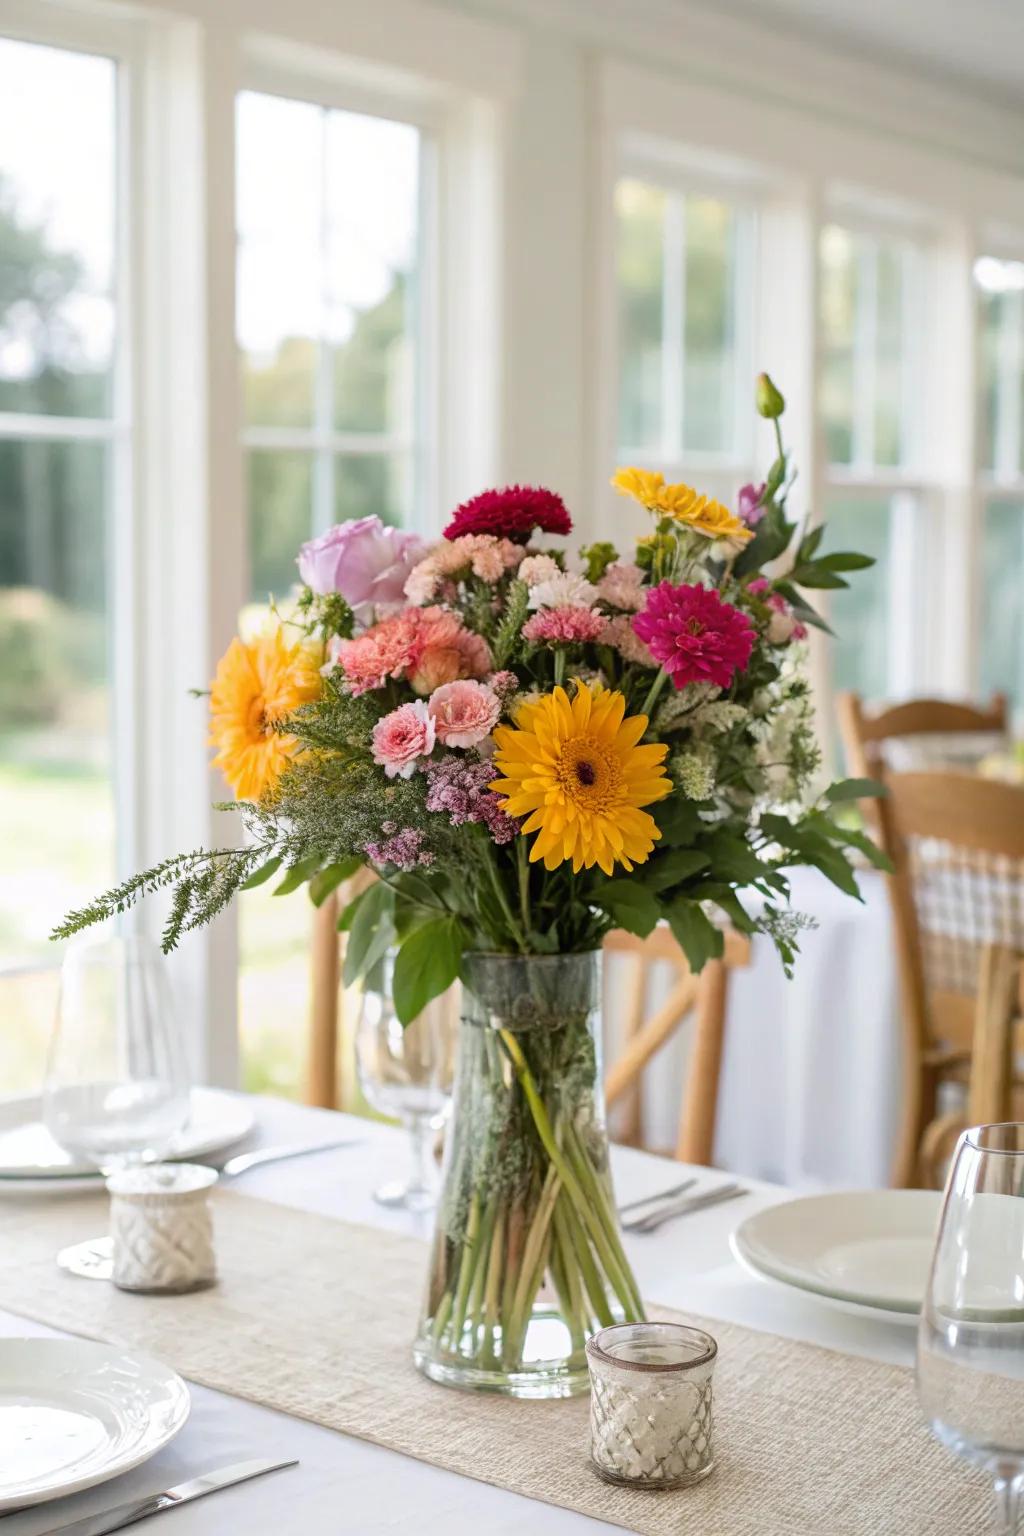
[491,579,529,669]
[664,899,724,972]
[580,542,619,582]
[341,881,396,986]
[392,916,465,1025]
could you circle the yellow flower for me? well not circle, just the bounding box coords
[489,684,672,876]
[209,629,322,801]
[611,467,753,544]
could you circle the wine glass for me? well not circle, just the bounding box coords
[44,934,191,1277]
[917,1123,1024,1533]
[355,956,454,1211]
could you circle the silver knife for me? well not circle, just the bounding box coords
[43,1457,298,1536]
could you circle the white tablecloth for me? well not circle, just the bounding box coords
[616,866,902,1190]
[2,1095,919,1536]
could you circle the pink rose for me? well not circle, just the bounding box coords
[298,517,427,618]
[371,700,436,779]
[428,680,501,749]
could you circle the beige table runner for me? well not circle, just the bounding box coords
[0,1191,988,1536]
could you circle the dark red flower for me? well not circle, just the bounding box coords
[443,485,572,542]
[632,581,755,690]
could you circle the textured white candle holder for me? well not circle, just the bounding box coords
[107,1162,218,1293]
[586,1321,717,1489]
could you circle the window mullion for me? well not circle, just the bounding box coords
[995,289,1023,481]
[313,103,334,536]
[660,191,685,463]
[852,238,877,471]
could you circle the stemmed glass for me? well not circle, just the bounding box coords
[44,933,191,1276]
[355,956,454,1211]
[917,1123,1024,1533]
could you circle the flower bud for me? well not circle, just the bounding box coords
[756,373,785,419]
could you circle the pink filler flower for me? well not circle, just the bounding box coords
[632,581,754,690]
[371,700,436,779]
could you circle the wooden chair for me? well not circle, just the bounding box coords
[306,868,375,1109]
[918,943,1024,1187]
[877,770,1024,1186]
[837,693,1007,819]
[603,926,752,1165]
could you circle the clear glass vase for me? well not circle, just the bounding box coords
[413,951,645,1399]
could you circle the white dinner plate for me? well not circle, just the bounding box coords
[0,1339,190,1511]
[0,1088,254,1191]
[731,1190,943,1324]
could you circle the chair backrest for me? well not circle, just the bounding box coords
[918,942,1024,1187]
[878,771,1024,1063]
[603,925,750,1164]
[837,692,1007,783]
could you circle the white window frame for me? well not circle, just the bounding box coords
[612,144,760,502]
[0,12,140,956]
[236,64,443,571]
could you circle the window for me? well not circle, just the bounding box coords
[237,90,423,602]
[820,222,927,709]
[615,177,755,496]
[975,257,1024,713]
[235,87,426,1094]
[0,36,122,1091]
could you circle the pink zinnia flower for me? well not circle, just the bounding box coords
[428,679,501,749]
[371,700,436,779]
[632,582,754,690]
[522,606,606,646]
[444,485,572,542]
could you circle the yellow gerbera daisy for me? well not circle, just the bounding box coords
[489,684,672,876]
[611,467,753,544]
[209,629,322,801]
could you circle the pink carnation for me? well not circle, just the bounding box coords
[331,606,490,696]
[428,679,501,749]
[597,561,646,612]
[601,614,656,667]
[371,700,436,779]
[522,606,606,645]
[632,581,754,690]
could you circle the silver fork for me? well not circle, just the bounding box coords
[623,1181,748,1234]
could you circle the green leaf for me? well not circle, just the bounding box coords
[598,881,661,938]
[392,917,464,1025]
[273,853,324,897]
[643,849,712,893]
[341,881,396,986]
[710,889,756,934]
[829,825,895,873]
[698,831,768,884]
[308,857,363,907]
[788,564,849,590]
[664,899,724,974]
[240,855,282,891]
[817,550,876,571]
[825,777,887,803]
[653,797,702,846]
[798,524,825,561]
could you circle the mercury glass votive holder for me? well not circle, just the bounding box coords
[585,1322,717,1489]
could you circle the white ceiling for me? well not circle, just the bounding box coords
[691,0,1024,107]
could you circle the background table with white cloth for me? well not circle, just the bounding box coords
[612,866,903,1190]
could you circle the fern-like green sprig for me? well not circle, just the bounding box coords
[51,843,276,952]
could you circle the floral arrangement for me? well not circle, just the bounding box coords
[55,373,886,1019]
[55,374,888,1393]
